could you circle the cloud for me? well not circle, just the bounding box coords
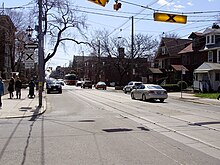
[157,0,170,6]
[187,2,193,6]
[157,0,185,9]
[174,4,185,10]
[208,0,214,2]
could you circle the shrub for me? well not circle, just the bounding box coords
[177,81,188,90]
[115,86,124,90]
[161,84,179,92]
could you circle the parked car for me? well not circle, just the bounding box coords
[76,80,83,87]
[131,84,168,102]
[46,80,62,94]
[123,81,143,93]
[81,80,92,89]
[95,82,107,90]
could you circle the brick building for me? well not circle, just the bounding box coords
[0,15,16,79]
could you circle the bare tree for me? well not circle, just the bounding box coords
[40,0,88,65]
[4,9,28,31]
[2,9,29,73]
[89,30,158,85]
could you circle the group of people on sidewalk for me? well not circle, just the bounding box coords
[8,77,22,99]
[0,77,22,108]
[0,77,38,107]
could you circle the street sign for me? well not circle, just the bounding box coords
[24,49,35,69]
[24,43,38,49]
[25,62,35,69]
[25,50,35,62]
[154,12,187,24]
[88,0,109,7]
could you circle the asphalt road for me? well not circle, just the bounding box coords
[0,85,220,165]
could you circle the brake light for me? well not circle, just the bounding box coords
[148,91,155,94]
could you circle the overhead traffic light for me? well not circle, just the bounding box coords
[114,0,122,11]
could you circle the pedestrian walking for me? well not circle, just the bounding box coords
[28,79,35,98]
[8,77,15,99]
[0,77,4,108]
[15,77,22,99]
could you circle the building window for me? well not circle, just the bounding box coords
[217,49,220,64]
[208,51,213,62]
[216,73,220,81]
[206,34,215,45]
[161,47,167,55]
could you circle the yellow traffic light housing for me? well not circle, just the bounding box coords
[154,12,187,24]
[88,0,109,7]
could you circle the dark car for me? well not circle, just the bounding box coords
[46,80,62,94]
[81,81,92,89]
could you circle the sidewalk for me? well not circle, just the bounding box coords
[0,88,46,119]
[168,92,220,106]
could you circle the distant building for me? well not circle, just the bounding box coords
[72,55,151,85]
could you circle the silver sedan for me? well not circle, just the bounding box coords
[131,84,168,102]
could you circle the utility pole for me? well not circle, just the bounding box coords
[38,0,44,107]
[131,16,134,79]
[131,16,134,59]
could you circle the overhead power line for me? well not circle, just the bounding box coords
[120,0,220,15]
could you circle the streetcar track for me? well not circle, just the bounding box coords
[68,89,220,151]
[76,90,220,132]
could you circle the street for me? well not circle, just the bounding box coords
[0,85,220,165]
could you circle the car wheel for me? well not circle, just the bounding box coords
[159,99,165,102]
[142,94,146,101]
[131,93,135,99]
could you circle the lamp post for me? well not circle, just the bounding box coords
[26,26,33,41]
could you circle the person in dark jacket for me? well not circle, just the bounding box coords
[28,80,35,98]
[15,77,22,99]
[8,77,15,99]
[0,77,4,108]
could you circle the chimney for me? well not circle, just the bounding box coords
[212,23,219,29]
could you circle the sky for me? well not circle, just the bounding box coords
[0,0,220,69]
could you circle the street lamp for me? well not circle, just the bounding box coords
[26,26,34,39]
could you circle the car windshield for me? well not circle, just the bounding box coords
[98,82,105,85]
[146,85,163,89]
[134,82,142,86]
[85,81,91,84]
[46,79,55,84]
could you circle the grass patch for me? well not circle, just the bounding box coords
[194,93,220,99]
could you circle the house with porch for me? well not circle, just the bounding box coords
[154,37,191,84]
[193,24,220,92]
